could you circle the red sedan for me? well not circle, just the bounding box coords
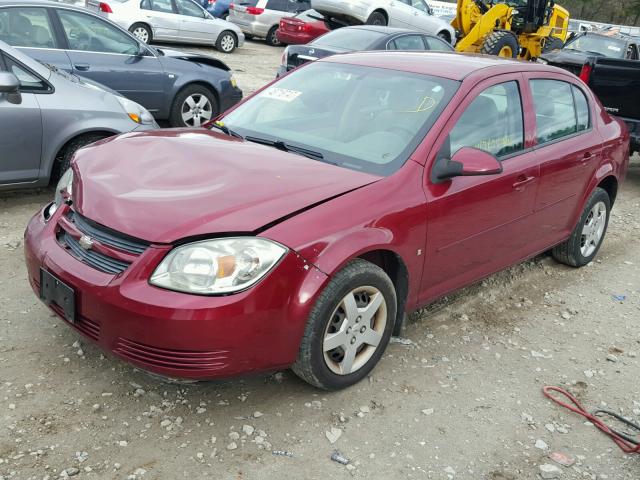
[276,9,328,45]
[25,52,629,390]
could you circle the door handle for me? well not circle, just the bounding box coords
[512,175,536,191]
[579,152,593,164]
[74,63,90,71]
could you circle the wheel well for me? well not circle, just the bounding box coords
[597,176,618,206]
[372,9,388,23]
[358,249,409,334]
[438,30,451,43]
[50,131,114,184]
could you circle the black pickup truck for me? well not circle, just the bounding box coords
[540,32,640,154]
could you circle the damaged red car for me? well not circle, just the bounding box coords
[25,52,629,390]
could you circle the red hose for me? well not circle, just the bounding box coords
[542,386,640,454]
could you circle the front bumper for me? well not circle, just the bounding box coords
[24,204,328,380]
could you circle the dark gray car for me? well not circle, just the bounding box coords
[0,0,243,126]
[0,40,157,190]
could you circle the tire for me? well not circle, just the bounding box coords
[169,84,219,128]
[292,259,397,390]
[216,30,237,53]
[365,11,387,26]
[552,187,611,267]
[437,30,451,44]
[543,36,564,52]
[52,133,109,183]
[129,23,152,44]
[265,26,281,46]
[245,33,254,40]
[480,30,519,58]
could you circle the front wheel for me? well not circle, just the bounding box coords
[216,30,237,53]
[480,30,519,58]
[552,187,611,267]
[292,259,396,390]
[169,85,219,128]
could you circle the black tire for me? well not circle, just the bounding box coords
[552,187,611,267]
[292,259,397,390]
[437,30,451,44]
[52,133,109,183]
[365,11,387,26]
[215,30,237,53]
[543,36,564,52]
[169,84,219,128]
[480,30,519,58]
[129,23,152,44]
[265,25,281,46]
[245,33,254,40]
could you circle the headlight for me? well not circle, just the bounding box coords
[54,168,74,207]
[150,237,287,294]
[230,75,238,88]
[116,96,155,125]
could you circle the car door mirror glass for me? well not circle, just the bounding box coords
[434,147,502,181]
[0,72,22,104]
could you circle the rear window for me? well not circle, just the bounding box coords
[295,9,320,22]
[312,28,385,50]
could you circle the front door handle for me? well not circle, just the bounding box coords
[512,175,536,191]
[74,63,90,71]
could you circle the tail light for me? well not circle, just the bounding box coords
[246,6,264,14]
[229,3,235,9]
[303,23,312,32]
[578,63,592,83]
[98,1,112,12]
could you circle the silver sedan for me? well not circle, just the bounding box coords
[89,0,245,53]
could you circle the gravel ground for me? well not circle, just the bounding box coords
[1,41,640,480]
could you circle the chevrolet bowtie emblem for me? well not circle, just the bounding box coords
[78,235,94,250]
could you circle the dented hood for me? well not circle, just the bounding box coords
[72,129,379,243]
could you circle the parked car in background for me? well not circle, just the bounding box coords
[88,0,244,52]
[207,0,231,19]
[229,0,310,46]
[276,9,327,45]
[539,32,640,155]
[311,0,456,44]
[0,1,243,126]
[278,25,453,76]
[24,52,628,390]
[0,40,156,190]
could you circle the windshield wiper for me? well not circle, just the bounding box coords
[210,122,243,139]
[244,136,324,160]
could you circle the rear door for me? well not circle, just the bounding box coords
[0,51,44,185]
[421,75,541,301]
[0,6,73,72]
[175,0,220,43]
[140,0,180,40]
[54,7,166,114]
[389,0,415,28]
[526,75,603,246]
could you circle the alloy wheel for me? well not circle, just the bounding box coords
[322,286,387,376]
[220,34,235,52]
[132,27,149,43]
[580,201,607,257]
[181,94,213,127]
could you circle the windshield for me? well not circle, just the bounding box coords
[311,28,386,50]
[218,62,459,176]
[565,34,626,58]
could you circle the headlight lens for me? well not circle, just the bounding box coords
[54,168,74,207]
[230,75,238,88]
[150,238,287,294]
[116,96,155,125]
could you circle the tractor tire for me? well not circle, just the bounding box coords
[543,36,564,52]
[480,30,519,58]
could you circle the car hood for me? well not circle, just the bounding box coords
[540,48,591,66]
[72,129,379,243]
[154,47,231,71]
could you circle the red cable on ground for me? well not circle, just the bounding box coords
[542,386,640,454]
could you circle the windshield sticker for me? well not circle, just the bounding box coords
[261,87,302,102]
[607,45,622,52]
[400,96,437,113]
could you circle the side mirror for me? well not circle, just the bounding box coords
[433,147,502,181]
[0,72,22,105]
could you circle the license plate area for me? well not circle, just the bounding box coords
[40,269,76,323]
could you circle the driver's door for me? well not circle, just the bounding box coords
[420,75,541,302]
[175,0,220,43]
[54,8,166,113]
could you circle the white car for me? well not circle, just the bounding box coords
[311,0,455,44]
[88,0,245,53]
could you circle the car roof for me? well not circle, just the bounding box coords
[343,25,418,35]
[319,51,564,81]
[0,0,82,7]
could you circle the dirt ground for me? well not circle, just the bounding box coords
[1,41,640,480]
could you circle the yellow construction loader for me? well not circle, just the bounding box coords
[452,0,570,60]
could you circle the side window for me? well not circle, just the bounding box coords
[425,36,452,51]
[446,81,524,158]
[175,0,206,17]
[410,0,429,13]
[265,0,287,11]
[58,10,139,55]
[391,35,426,50]
[140,0,151,10]
[530,79,577,144]
[151,0,174,13]
[2,53,50,92]
[0,7,56,49]
[572,85,590,132]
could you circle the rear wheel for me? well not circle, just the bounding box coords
[216,30,237,53]
[480,30,519,58]
[552,187,611,267]
[169,85,218,128]
[129,23,152,44]
[266,26,281,46]
[366,11,387,26]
